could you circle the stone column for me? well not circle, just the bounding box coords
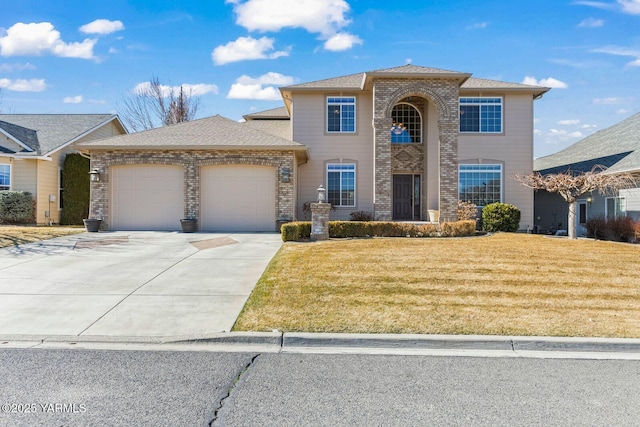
[373,117,392,220]
[438,118,459,222]
[310,203,331,241]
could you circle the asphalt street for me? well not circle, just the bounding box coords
[1,348,639,426]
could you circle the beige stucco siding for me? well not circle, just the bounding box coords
[35,155,60,224]
[458,93,534,230]
[11,159,37,195]
[293,92,375,220]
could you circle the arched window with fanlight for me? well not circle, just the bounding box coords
[391,102,421,144]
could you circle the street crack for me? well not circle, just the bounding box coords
[209,353,261,426]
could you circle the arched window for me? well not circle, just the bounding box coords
[391,103,421,144]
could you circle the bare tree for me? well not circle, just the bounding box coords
[516,165,637,239]
[118,77,199,132]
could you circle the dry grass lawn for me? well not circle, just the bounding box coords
[234,233,640,338]
[0,225,84,248]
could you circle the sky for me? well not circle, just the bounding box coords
[0,0,639,159]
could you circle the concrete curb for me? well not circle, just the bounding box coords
[2,332,640,354]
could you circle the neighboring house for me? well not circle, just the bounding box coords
[78,64,549,232]
[534,112,640,235]
[0,114,127,224]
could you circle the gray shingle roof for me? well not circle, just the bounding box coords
[78,114,305,150]
[243,120,291,140]
[0,114,119,155]
[0,120,39,152]
[281,64,548,94]
[534,112,640,173]
[243,106,289,120]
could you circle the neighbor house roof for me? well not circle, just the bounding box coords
[78,115,307,160]
[243,106,289,120]
[0,114,124,156]
[534,112,640,174]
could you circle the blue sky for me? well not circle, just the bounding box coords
[1,0,639,158]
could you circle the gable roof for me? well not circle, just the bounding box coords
[0,114,124,156]
[78,114,306,156]
[243,106,289,121]
[535,112,640,174]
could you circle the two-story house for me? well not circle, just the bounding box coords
[78,64,549,231]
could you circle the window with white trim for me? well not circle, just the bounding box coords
[391,103,421,143]
[0,164,10,191]
[459,97,503,133]
[327,97,356,133]
[605,196,626,220]
[458,164,502,207]
[327,163,356,207]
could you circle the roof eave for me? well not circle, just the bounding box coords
[43,115,126,156]
[460,86,551,98]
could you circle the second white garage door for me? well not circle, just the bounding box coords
[111,165,184,231]
[201,165,276,231]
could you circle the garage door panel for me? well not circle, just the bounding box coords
[201,165,276,232]
[111,165,184,231]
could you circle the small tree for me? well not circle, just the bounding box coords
[118,77,199,132]
[516,166,636,239]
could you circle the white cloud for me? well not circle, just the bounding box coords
[227,72,295,100]
[557,119,581,125]
[132,81,218,97]
[592,45,640,66]
[466,22,488,30]
[618,0,640,14]
[522,76,568,88]
[578,17,604,27]
[617,108,631,114]
[0,22,96,59]
[79,19,125,35]
[592,96,634,104]
[212,36,289,65]
[230,0,351,35]
[0,62,35,72]
[89,99,107,104]
[572,1,616,10]
[543,128,584,144]
[0,78,46,92]
[582,123,598,129]
[323,32,362,51]
[63,95,83,104]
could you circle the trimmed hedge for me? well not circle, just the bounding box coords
[281,220,477,241]
[60,153,90,225]
[0,191,34,223]
[481,202,521,232]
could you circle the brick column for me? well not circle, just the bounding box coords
[310,203,331,241]
[373,117,392,220]
[438,118,459,222]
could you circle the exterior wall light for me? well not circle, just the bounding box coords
[281,167,291,183]
[587,196,592,204]
[89,169,100,182]
[317,185,326,203]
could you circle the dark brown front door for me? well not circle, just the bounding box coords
[393,175,413,220]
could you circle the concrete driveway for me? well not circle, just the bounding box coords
[0,231,281,338]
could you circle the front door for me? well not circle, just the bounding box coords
[393,175,420,220]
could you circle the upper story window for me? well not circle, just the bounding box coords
[327,163,356,207]
[0,164,10,191]
[458,164,502,207]
[391,103,421,144]
[327,97,356,133]
[459,97,502,133]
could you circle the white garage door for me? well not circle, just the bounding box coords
[111,165,184,231]
[201,165,276,231]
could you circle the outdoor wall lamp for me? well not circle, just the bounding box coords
[281,167,291,183]
[89,168,100,182]
[317,185,326,203]
[587,196,593,204]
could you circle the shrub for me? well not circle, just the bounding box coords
[457,200,478,221]
[60,153,90,225]
[0,191,34,223]
[349,210,373,221]
[587,216,638,242]
[441,220,477,237]
[585,216,607,239]
[481,202,521,232]
[281,221,311,241]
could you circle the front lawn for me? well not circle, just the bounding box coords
[233,233,640,338]
[0,225,85,248]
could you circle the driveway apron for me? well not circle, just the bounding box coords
[0,232,281,337]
